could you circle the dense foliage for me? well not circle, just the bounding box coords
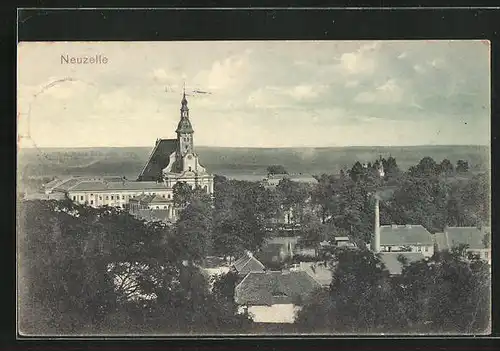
[18,199,251,335]
[295,247,490,334]
[18,153,490,335]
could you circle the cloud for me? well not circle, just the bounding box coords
[16,41,490,147]
[413,64,426,74]
[152,67,180,83]
[286,84,328,100]
[337,41,380,75]
[354,79,404,105]
[194,50,252,92]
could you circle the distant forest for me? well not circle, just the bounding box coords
[18,145,489,181]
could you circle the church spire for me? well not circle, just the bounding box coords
[180,82,189,117]
[176,85,194,134]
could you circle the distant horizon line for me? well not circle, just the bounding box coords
[18,144,490,150]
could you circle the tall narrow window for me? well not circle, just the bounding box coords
[80,196,83,201]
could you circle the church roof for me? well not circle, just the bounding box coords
[137,139,179,181]
[176,117,194,134]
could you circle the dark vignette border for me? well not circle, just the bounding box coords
[4,6,500,351]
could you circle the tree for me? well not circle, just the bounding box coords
[267,165,288,175]
[311,174,339,224]
[175,196,214,264]
[298,213,329,255]
[18,199,121,334]
[296,247,491,334]
[276,178,309,223]
[439,159,454,175]
[212,177,277,257]
[296,248,404,333]
[398,251,490,334]
[383,156,400,180]
[348,161,364,183]
[391,176,449,233]
[173,181,193,208]
[410,157,439,177]
[456,160,470,173]
[19,199,249,335]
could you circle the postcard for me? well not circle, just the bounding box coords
[17,40,491,336]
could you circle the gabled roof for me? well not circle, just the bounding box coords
[444,227,489,250]
[296,262,332,286]
[380,225,433,246]
[137,139,178,181]
[232,253,265,275]
[235,271,320,306]
[380,252,425,275]
[53,178,85,191]
[150,195,171,203]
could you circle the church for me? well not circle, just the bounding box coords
[43,91,214,220]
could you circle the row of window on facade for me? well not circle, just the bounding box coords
[72,192,173,202]
[382,245,431,253]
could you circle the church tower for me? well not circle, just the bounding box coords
[176,90,194,155]
[175,90,197,173]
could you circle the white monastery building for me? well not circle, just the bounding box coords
[41,92,214,220]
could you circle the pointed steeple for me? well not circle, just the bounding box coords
[176,86,194,134]
[180,82,189,116]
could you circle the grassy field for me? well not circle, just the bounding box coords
[17,145,490,181]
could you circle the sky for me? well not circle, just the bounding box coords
[17,40,490,148]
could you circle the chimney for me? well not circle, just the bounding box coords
[372,197,381,252]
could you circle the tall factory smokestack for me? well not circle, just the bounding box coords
[372,196,381,252]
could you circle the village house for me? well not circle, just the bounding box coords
[378,224,434,257]
[434,226,491,264]
[371,193,434,257]
[128,194,179,223]
[234,271,320,324]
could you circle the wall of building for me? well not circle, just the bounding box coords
[238,304,302,324]
[381,244,434,257]
[468,248,491,264]
[68,190,174,208]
